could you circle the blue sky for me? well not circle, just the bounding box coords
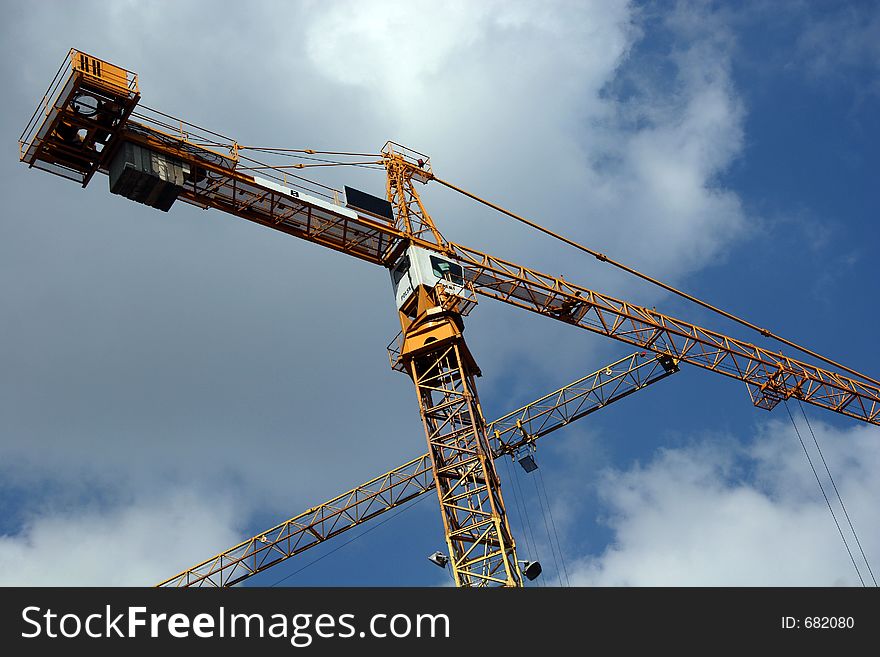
[1,1,878,586]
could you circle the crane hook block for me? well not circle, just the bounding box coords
[109,142,189,212]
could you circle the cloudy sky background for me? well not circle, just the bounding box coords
[1,0,878,586]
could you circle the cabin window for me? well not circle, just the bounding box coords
[392,255,411,286]
[430,256,464,286]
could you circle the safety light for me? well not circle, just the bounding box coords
[519,560,543,581]
[427,551,449,569]
[518,454,538,473]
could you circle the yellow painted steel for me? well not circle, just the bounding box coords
[402,318,522,587]
[70,49,137,93]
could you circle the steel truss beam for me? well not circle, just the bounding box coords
[158,352,675,587]
[442,242,880,425]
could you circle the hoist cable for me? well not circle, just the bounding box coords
[502,455,534,563]
[784,402,865,586]
[511,460,542,586]
[538,466,571,587]
[531,470,564,586]
[798,401,877,586]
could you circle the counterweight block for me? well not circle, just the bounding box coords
[109,142,188,212]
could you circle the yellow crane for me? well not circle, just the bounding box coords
[19,50,880,587]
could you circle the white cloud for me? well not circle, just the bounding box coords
[570,419,880,586]
[0,487,243,585]
[577,2,746,281]
[304,0,489,101]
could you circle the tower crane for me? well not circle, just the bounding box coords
[18,50,880,587]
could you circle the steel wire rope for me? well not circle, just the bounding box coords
[236,153,339,194]
[238,161,384,171]
[531,469,563,586]
[502,454,535,564]
[241,147,382,157]
[238,147,385,170]
[537,466,571,586]
[798,401,877,586]
[784,401,865,586]
[511,460,543,586]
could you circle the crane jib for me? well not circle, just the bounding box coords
[17,48,880,426]
[439,243,880,424]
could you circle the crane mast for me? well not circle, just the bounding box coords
[387,201,521,584]
[17,50,880,587]
[398,298,522,586]
[160,351,678,587]
[382,146,520,584]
